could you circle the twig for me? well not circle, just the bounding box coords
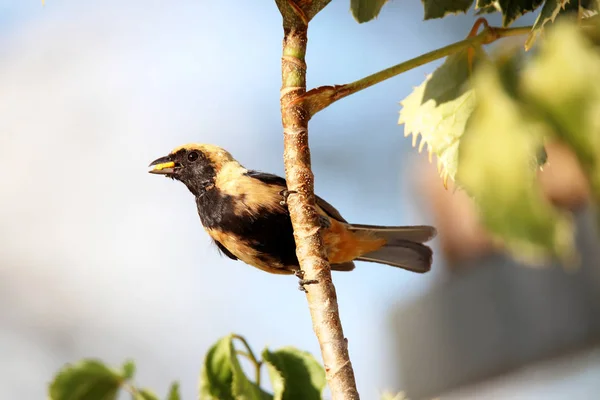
[293,23,533,117]
[274,1,360,399]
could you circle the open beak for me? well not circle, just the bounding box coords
[148,155,177,175]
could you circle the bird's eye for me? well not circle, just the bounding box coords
[187,151,199,162]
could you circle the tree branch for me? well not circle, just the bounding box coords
[292,24,533,117]
[275,1,360,399]
[275,0,331,27]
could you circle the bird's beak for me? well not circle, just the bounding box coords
[148,155,177,175]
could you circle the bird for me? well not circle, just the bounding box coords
[148,143,436,288]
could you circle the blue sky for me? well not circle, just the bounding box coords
[0,1,487,398]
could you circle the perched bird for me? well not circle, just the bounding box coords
[148,144,436,285]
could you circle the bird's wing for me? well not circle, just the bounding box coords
[244,170,348,223]
[314,194,347,223]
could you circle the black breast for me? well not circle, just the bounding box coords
[195,189,299,268]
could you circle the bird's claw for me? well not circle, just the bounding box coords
[279,189,297,206]
[295,270,319,292]
[298,279,319,292]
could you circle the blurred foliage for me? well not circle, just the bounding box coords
[522,20,600,221]
[48,359,180,400]
[49,335,325,400]
[457,51,575,265]
[49,360,123,400]
[380,392,408,400]
[400,18,600,264]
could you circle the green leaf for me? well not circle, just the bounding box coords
[49,359,123,400]
[200,336,236,400]
[135,389,160,400]
[457,58,576,264]
[262,347,326,400]
[167,382,181,400]
[476,0,544,25]
[502,0,545,25]
[525,0,568,50]
[526,0,600,50]
[122,360,136,381]
[522,20,600,224]
[399,49,485,183]
[422,0,475,20]
[231,357,272,400]
[350,0,388,23]
[199,334,272,400]
[475,3,502,14]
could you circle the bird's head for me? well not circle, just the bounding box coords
[148,143,236,196]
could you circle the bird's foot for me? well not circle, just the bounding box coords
[295,270,319,292]
[279,189,297,206]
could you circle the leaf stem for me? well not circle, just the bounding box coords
[296,24,534,117]
[275,1,360,399]
[121,382,141,398]
[232,334,263,387]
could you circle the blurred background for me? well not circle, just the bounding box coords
[1,1,599,399]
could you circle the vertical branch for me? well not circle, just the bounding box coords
[275,1,360,399]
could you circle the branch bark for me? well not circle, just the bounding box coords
[275,1,360,399]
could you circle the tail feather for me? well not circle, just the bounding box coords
[351,224,436,273]
[348,224,436,244]
[357,240,433,273]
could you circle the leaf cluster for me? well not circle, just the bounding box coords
[48,359,180,400]
[351,0,599,50]
[48,334,326,400]
[200,334,326,400]
[400,18,600,264]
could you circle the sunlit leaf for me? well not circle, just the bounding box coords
[49,360,123,400]
[262,347,326,400]
[457,59,576,264]
[526,0,568,50]
[350,0,388,23]
[422,0,475,19]
[399,49,485,183]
